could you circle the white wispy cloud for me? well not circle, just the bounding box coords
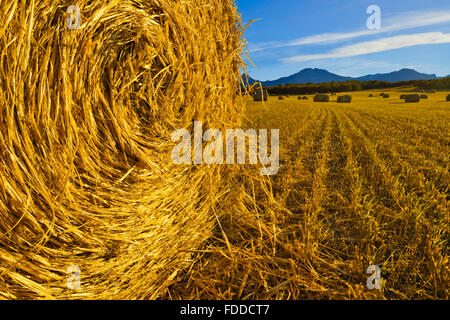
[249,10,450,52]
[282,32,450,62]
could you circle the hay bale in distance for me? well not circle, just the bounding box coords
[253,88,268,101]
[446,94,450,101]
[400,95,406,100]
[337,95,352,103]
[369,94,374,97]
[279,96,284,100]
[314,94,330,102]
[383,94,390,98]
[420,94,428,99]
[302,96,308,100]
[404,94,421,103]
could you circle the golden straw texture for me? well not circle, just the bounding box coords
[0,0,247,299]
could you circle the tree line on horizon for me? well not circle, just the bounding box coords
[248,77,450,95]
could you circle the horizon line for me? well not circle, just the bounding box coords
[242,67,448,82]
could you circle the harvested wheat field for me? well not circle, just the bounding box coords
[167,91,449,300]
[0,0,448,301]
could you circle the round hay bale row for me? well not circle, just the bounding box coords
[314,94,330,102]
[0,0,246,299]
[404,94,421,103]
[337,95,352,103]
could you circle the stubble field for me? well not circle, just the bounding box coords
[241,90,449,299]
[168,90,448,300]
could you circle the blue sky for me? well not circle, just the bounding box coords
[236,0,450,81]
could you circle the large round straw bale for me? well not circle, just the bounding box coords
[337,95,352,103]
[404,94,421,103]
[0,0,245,299]
[314,94,329,102]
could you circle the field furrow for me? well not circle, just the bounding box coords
[243,93,449,299]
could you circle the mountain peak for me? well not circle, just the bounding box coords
[357,68,437,82]
[258,68,352,86]
[299,68,330,73]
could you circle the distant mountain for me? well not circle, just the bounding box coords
[355,68,437,82]
[241,74,257,86]
[245,68,439,86]
[261,68,352,86]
